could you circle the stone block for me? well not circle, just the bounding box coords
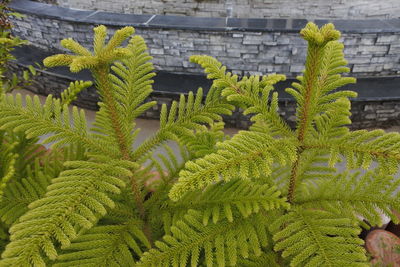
[262,41,277,46]
[151,57,165,66]
[352,64,383,73]
[358,37,377,45]
[244,32,263,36]
[344,47,360,55]
[347,56,371,65]
[258,64,274,73]
[193,38,211,45]
[274,56,287,64]
[241,46,260,54]
[150,48,164,55]
[377,109,395,114]
[192,45,209,51]
[388,44,400,55]
[210,35,223,43]
[384,63,396,70]
[376,35,399,44]
[17,21,32,29]
[232,33,243,38]
[359,45,389,55]
[166,49,180,56]
[165,57,183,67]
[242,54,258,59]
[182,61,196,68]
[290,65,304,73]
[248,71,263,76]
[371,56,391,63]
[276,36,290,45]
[181,41,194,48]
[243,35,263,45]
[208,45,225,51]
[343,37,359,45]
[364,105,375,111]
[226,51,241,58]
[31,31,43,39]
[231,70,243,76]
[364,113,377,119]
[63,24,74,31]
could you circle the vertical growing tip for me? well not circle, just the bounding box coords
[93,25,108,54]
[300,22,341,46]
[104,26,135,52]
[93,25,107,36]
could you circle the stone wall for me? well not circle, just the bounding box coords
[56,0,400,20]
[8,0,400,129]
[9,0,400,78]
[11,63,400,130]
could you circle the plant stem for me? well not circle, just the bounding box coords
[95,66,153,244]
[287,44,322,203]
[287,149,302,203]
[95,66,130,159]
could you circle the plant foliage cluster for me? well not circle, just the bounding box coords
[0,1,38,95]
[0,21,399,266]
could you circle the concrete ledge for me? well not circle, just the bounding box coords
[9,0,400,33]
[54,0,400,20]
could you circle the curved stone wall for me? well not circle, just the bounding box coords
[56,0,400,20]
[8,0,400,129]
[11,45,400,130]
[10,0,400,79]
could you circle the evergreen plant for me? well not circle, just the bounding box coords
[0,22,399,266]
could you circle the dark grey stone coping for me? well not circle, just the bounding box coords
[12,45,400,102]
[9,0,400,33]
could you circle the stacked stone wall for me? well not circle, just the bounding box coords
[11,12,400,78]
[57,0,400,19]
[9,0,400,129]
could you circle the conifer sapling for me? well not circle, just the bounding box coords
[0,22,399,266]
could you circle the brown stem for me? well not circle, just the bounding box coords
[287,45,322,203]
[95,66,130,159]
[95,66,153,244]
[287,148,303,203]
[296,47,319,144]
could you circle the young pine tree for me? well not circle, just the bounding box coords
[0,22,399,266]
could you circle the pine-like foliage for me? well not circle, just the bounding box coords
[164,22,400,266]
[0,22,399,267]
[0,25,233,266]
[60,80,93,107]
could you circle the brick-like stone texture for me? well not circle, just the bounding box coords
[10,63,400,130]
[11,14,400,78]
[56,0,400,19]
